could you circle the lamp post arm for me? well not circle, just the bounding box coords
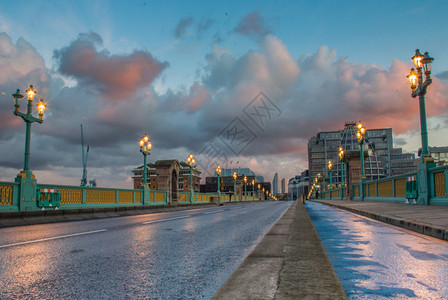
[14,111,43,124]
[412,79,432,98]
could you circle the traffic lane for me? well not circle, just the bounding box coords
[306,201,448,299]
[0,201,292,299]
[0,203,256,247]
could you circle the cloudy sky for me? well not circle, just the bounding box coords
[1,0,448,189]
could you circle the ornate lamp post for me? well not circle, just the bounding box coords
[243,176,247,201]
[356,121,366,200]
[258,184,261,200]
[139,135,152,188]
[233,172,237,201]
[186,153,195,203]
[262,187,265,201]
[12,85,47,211]
[216,165,222,197]
[328,160,333,199]
[13,86,47,176]
[139,134,152,205]
[338,147,345,199]
[252,179,255,199]
[407,49,435,205]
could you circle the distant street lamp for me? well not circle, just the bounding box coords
[252,179,255,199]
[262,187,265,201]
[258,184,261,200]
[186,153,195,203]
[12,85,47,175]
[338,147,345,199]
[244,176,247,201]
[233,172,237,201]
[328,160,333,199]
[216,165,222,197]
[407,49,435,204]
[139,134,152,190]
[356,121,366,200]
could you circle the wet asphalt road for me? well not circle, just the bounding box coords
[0,201,292,299]
[306,201,448,299]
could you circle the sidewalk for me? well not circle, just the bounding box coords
[213,200,347,299]
[314,200,448,241]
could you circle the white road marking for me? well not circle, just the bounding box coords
[143,215,191,224]
[203,211,222,215]
[0,229,108,249]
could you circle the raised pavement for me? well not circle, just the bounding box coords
[314,199,448,241]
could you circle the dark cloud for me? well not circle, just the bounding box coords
[174,17,194,38]
[53,32,168,100]
[234,12,271,39]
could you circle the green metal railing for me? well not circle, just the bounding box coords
[318,164,448,206]
[1,180,266,213]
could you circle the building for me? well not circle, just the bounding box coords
[272,173,278,195]
[390,148,418,176]
[203,168,270,196]
[429,146,448,166]
[132,160,201,192]
[288,170,309,200]
[308,122,418,185]
[281,178,285,194]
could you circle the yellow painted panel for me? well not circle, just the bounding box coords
[368,183,376,197]
[86,190,115,204]
[0,185,13,205]
[395,178,406,197]
[59,188,83,204]
[119,191,134,203]
[434,172,446,197]
[179,193,187,202]
[378,181,393,197]
[155,191,165,203]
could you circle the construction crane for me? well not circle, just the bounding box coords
[80,124,89,186]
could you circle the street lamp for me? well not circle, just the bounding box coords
[216,165,222,197]
[139,134,152,190]
[244,176,247,201]
[233,172,237,201]
[408,49,434,159]
[252,179,255,200]
[262,187,265,201]
[12,85,47,176]
[338,147,345,199]
[186,153,195,203]
[258,184,261,200]
[357,121,366,200]
[408,49,435,204]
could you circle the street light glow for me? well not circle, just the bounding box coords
[37,99,46,119]
[26,85,36,101]
[412,49,424,69]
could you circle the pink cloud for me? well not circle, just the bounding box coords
[54,32,168,100]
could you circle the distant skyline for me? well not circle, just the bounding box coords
[1,1,447,188]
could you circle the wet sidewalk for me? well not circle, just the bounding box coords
[314,200,448,241]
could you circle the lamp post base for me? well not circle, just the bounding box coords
[15,175,38,211]
[417,160,436,205]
